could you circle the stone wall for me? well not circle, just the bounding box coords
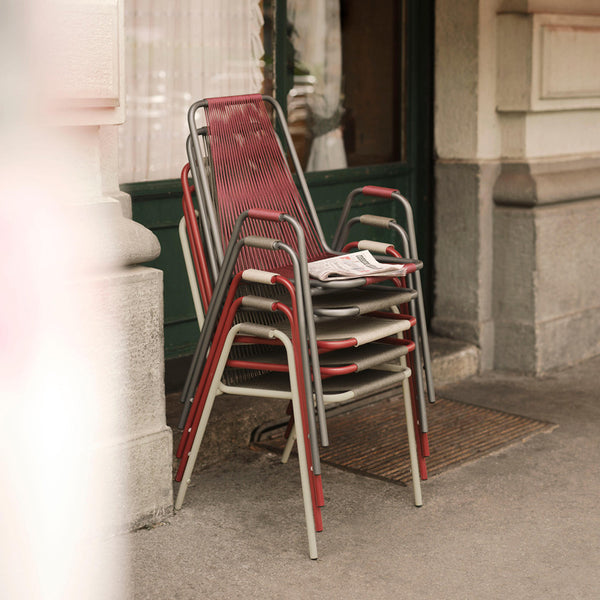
[46,1,173,528]
[434,0,600,373]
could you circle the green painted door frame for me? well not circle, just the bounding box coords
[124,0,433,361]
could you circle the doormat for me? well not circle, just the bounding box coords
[253,396,557,485]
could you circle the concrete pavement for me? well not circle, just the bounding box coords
[126,354,600,599]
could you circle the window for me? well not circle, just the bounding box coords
[264,0,406,172]
[119,0,407,182]
[119,0,264,183]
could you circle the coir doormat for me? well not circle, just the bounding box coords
[254,396,557,485]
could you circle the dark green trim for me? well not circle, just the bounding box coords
[274,0,291,114]
[121,178,183,200]
[304,162,412,186]
[405,0,435,315]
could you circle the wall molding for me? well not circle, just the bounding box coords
[494,156,600,206]
[497,12,600,112]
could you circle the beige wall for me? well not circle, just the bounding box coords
[41,0,172,526]
[434,0,600,373]
[0,1,173,595]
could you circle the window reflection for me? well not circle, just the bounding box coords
[266,0,405,172]
[288,0,347,171]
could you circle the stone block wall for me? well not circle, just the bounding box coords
[434,0,600,374]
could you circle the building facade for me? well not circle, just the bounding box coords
[25,0,599,529]
[434,0,600,373]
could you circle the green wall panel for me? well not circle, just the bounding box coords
[125,180,200,360]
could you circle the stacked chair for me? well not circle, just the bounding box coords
[174,94,435,559]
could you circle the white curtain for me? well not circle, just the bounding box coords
[119,0,264,183]
[289,0,346,172]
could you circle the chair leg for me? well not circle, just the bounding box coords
[294,417,319,559]
[394,311,428,479]
[272,329,319,558]
[175,315,250,502]
[391,300,429,445]
[405,320,430,466]
[402,351,428,481]
[407,299,430,449]
[281,425,296,464]
[176,294,244,473]
[176,324,319,559]
[175,325,229,479]
[421,430,430,457]
[175,353,224,510]
[412,269,435,404]
[408,360,428,481]
[401,374,423,507]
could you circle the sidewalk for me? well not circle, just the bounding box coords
[127,355,600,599]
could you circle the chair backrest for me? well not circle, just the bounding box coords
[190,94,330,277]
[180,159,296,387]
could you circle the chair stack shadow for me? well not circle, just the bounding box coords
[173,94,436,559]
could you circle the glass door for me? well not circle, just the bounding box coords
[263,0,434,313]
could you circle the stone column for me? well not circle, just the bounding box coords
[40,1,173,529]
[0,2,172,596]
[434,1,600,374]
[493,10,600,372]
[433,0,500,370]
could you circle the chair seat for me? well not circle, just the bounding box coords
[318,343,410,371]
[228,341,410,373]
[311,286,417,317]
[233,311,411,347]
[274,260,422,289]
[233,366,411,404]
[238,283,416,318]
[273,314,411,347]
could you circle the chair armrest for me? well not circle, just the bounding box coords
[332,186,419,261]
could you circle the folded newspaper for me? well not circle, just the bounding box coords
[308,250,408,281]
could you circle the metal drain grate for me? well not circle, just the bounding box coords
[255,397,557,485]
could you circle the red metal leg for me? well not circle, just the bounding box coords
[176,297,245,479]
[276,300,324,529]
